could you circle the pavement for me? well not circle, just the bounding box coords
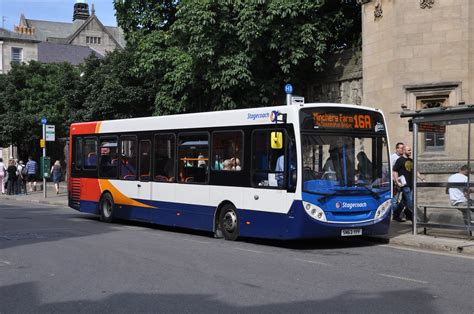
[1,182,473,257]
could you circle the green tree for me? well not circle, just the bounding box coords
[114,0,361,115]
[0,61,80,158]
[71,49,155,123]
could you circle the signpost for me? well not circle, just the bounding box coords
[285,83,293,106]
[40,118,54,198]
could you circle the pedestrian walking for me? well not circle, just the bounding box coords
[25,156,38,192]
[448,165,474,224]
[6,160,18,195]
[0,158,6,194]
[390,142,406,221]
[51,160,62,194]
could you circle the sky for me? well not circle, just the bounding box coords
[0,0,117,30]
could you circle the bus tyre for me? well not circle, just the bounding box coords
[99,193,114,223]
[219,204,239,241]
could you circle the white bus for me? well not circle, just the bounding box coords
[69,103,392,240]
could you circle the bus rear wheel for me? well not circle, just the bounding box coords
[219,204,239,241]
[99,192,114,223]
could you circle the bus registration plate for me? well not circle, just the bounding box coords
[341,229,362,236]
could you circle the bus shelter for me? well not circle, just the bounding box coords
[400,105,474,237]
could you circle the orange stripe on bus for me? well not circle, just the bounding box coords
[98,179,155,209]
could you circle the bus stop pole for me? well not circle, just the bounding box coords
[413,122,418,236]
[43,124,47,199]
[468,121,472,238]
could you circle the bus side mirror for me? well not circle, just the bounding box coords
[271,132,283,149]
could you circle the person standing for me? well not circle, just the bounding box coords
[0,158,6,194]
[390,142,405,221]
[391,142,404,169]
[448,165,474,224]
[26,156,38,192]
[6,160,18,195]
[392,145,414,221]
[50,160,62,194]
[16,160,27,194]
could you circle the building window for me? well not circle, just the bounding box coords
[86,36,101,45]
[11,47,23,63]
[417,99,447,152]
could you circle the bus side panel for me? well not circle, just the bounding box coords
[78,178,101,214]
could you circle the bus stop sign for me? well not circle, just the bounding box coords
[284,84,293,94]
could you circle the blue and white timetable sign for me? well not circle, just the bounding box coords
[284,83,293,94]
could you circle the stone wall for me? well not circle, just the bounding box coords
[306,47,363,105]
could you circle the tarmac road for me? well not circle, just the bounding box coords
[0,200,473,313]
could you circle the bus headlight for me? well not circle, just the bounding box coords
[303,201,327,222]
[375,199,391,220]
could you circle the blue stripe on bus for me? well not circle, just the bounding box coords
[77,197,390,240]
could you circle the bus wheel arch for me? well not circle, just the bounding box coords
[99,191,114,223]
[215,201,240,241]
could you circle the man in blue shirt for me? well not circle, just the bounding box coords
[25,156,38,192]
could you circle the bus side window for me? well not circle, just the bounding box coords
[154,134,176,182]
[83,138,98,170]
[251,130,285,188]
[120,136,137,180]
[178,133,209,184]
[211,131,243,171]
[99,137,118,179]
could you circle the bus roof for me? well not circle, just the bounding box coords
[70,103,383,135]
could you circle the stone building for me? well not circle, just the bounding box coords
[0,0,124,74]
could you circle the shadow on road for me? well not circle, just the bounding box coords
[0,282,439,313]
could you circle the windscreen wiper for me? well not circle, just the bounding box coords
[354,183,380,199]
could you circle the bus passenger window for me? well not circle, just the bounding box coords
[120,137,137,180]
[251,130,286,188]
[83,138,98,169]
[211,131,243,171]
[99,138,118,178]
[139,140,151,181]
[178,133,209,184]
[154,134,176,182]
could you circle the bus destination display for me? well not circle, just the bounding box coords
[312,112,372,130]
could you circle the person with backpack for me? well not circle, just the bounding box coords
[17,160,28,195]
[25,156,38,192]
[0,158,6,194]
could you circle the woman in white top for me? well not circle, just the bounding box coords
[0,158,5,194]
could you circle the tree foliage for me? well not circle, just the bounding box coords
[114,0,361,115]
[0,49,154,159]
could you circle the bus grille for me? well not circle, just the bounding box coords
[70,178,81,209]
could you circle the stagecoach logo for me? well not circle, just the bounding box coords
[335,201,367,210]
[247,112,270,121]
[375,122,385,132]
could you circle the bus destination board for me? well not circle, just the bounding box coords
[312,112,372,130]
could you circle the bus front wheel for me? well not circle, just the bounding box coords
[219,204,239,241]
[99,192,114,223]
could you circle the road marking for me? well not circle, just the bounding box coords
[295,258,331,267]
[234,247,263,254]
[378,273,428,284]
[0,260,12,266]
[381,244,474,260]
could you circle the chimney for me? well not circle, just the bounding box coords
[73,0,90,21]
